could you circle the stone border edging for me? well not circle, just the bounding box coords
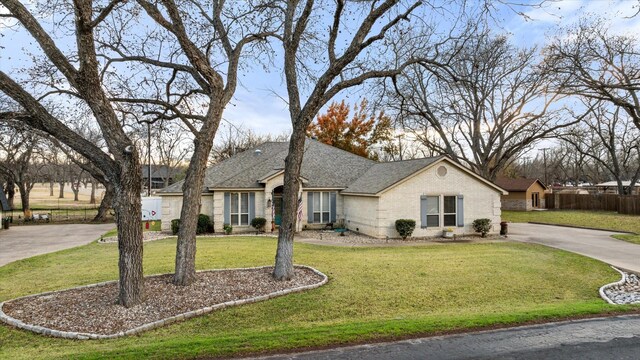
[526,222,635,234]
[599,266,627,305]
[0,265,328,340]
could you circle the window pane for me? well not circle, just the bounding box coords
[241,214,249,225]
[231,214,239,225]
[322,192,329,211]
[427,196,439,214]
[241,193,248,213]
[230,193,238,213]
[313,213,320,223]
[313,192,320,211]
[444,196,456,213]
[427,214,439,227]
[322,212,329,223]
[444,214,456,227]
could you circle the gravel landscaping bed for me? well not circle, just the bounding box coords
[298,229,503,245]
[602,270,640,305]
[1,266,325,337]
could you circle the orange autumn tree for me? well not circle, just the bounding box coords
[307,99,394,160]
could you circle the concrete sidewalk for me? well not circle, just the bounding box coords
[508,223,640,273]
[0,223,114,267]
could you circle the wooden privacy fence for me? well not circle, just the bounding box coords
[546,193,640,215]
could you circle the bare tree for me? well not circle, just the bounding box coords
[545,19,640,131]
[560,101,640,194]
[394,32,582,181]
[272,0,443,280]
[209,123,289,165]
[104,0,280,285]
[0,0,145,307]
[0,122,42,216]
[153,121,190,188]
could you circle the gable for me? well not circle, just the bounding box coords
[343,157,507,196]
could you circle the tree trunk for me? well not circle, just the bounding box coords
[273,130,306,280]
[90,180,96,204]
[5,179,15,209]
[72,182,80,201]
[17,182,30,217]
[58,181,65,198]
[49,181,54,196]
[93,185,113,222]
[173,107,222,286]
[113,171,144,307]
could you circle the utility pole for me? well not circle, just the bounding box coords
[540,148,549,186]
[139,119,155,197]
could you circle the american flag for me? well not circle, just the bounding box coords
[297,196,303,222]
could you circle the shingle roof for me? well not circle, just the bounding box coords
[160,139,376,192]
[341,157,443,195]
[494,177,546,192]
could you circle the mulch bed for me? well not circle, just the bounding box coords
[2,266,324,335]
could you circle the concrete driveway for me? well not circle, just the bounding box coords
[0,223,115,267]
[509,223,640,273]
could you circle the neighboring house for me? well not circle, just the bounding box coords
[142,165,176,190]
[0,190,11,229]
[494,177,547,211]
[159,139,506,238]
[594,181,640,195]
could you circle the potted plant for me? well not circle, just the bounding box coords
[442,228,454,238]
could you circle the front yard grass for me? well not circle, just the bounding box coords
[0,237,634,359]
[502,210,640,234]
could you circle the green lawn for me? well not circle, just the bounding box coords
[102,221,161,238]
[502,210,640,245]
[0,236,634,360]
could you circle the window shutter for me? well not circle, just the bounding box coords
[249,192,255,223]
[457,195,464,227]
[307,192,314,223]
[420,195,427,228]
[224,192,230,225]
[330,192,337,222]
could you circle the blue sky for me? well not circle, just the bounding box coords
[224,0,640,136]
[1,0,639,140]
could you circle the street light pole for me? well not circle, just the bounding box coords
[540,148,549,186]
[138,119,153,197]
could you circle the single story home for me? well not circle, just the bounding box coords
[159,139,506,238]
[142,165,177,190]
[494,177,547,211]
[594,181,640,195]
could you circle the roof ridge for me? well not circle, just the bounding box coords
[306,137,377,164]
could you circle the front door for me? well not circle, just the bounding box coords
[531,192,540,208]
[273,186,284,226]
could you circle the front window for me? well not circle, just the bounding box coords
[426,196,439,227]
[312,192,331,223]
[230,192,249,226]
[443,196,457,227]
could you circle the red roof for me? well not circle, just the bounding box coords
[494,177,547,192]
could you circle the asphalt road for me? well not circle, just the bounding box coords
[0,223,115,266]
[251,315,640,360]
[508,223,640,273]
